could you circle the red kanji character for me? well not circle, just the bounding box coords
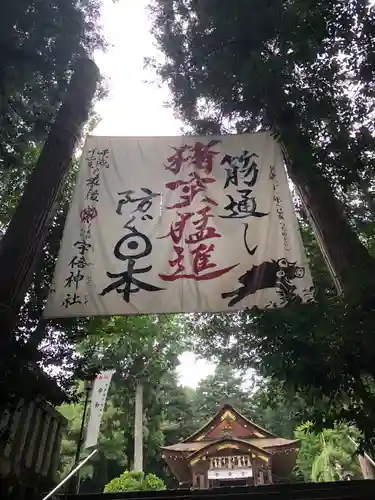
[159,212,194,244]
[185,207,221,244]
[159,244,238,281]
[190,140,220,174]
[191,243,216,273]
[164,140,221,175]
[168,245,185,275]
[164,145,190,174]
[166,172,216,209]
[80,205,98,223]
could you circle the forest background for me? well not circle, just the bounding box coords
[1,0,375,493]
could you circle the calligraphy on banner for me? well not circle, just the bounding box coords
[84,369,115,449]
[60,148,109,309]
[44,132,313,318]
[159,140,238,282]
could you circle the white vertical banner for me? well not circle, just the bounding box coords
[84,370,115,449]
[44,132,313,317]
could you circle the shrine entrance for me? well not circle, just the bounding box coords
[161,403,300,489]
[206,453,254,487]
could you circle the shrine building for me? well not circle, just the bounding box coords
[161,403,300,489]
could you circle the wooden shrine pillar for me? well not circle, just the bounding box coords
[252,456,260,486]
[252,456,272,486]
[267,466,273,484]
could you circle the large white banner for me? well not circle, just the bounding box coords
[44,132,313,318]
[84,370,114,449]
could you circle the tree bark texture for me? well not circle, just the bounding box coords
[0,58,99,343]
[356,174,375,219]
[276,117,375,300]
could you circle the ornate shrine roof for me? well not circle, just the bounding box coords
[161,403,300,484]
[161,403,299,452]
[161,436,299,453]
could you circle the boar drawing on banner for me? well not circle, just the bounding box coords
[44,132,313,318]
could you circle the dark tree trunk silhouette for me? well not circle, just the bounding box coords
[0,57,99,345]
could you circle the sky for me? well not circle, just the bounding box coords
[94,0,183,137]
[92,1,214,388]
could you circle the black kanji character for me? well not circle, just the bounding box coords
[80,228,92,241]
[88,188,99,202]
[221,151,259,188]
[69,255,89,269]
[269,165,276,180]
[61,292,82,308]
[64,269,85,290]
[100,221,164,302]
[73,240,92,255]
[220,189,269,219]
[86,173,99,188]
[96,148,110,168]
[84,149,97,169]
[116,188,160,220]
[86,173,100,200]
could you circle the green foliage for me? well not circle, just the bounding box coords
[295,422,362,482]
[188,293,375,447]
[150,0,375,200]
[104,471,166,493]
[147,1,375,448]
[0,0,106,171]
[192,364,253,424]
[58,393,127,483]
[79,315,190,379]
[159,372,196,445]
[59,355,310,492]
[192,365,306,438]
[58,314,189,491]
[0,151,91,396]
[0,0,108,399]
[249,380,307,439]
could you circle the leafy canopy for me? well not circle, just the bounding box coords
[0,0,106,170]
[295,422,362,482]
[147,0,375,447]
[104,471,166,493]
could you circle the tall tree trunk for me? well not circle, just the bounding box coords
[275,114,375,301]
[134,381,144,472]
[25,201,70,353]
[0,58,99,345]
[356,174,375,219]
